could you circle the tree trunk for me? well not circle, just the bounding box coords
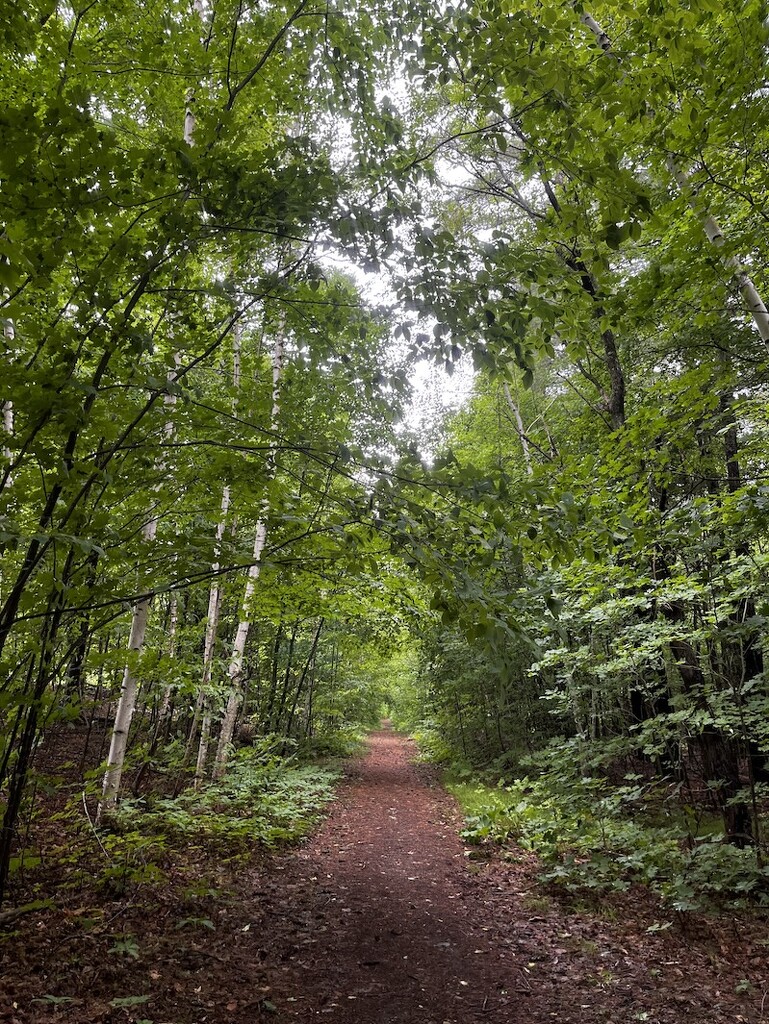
[263,623,284,732]
[1,319,14,491]
[284,619,324,743]
[0,553,74,907]
[194,485,233,784]
[212,520,269,779]
[272,621,300,734]
[717,391,769,783]
[213,328,285,780]
[666,159,769,348]
[98,366,178,820]
[191,330,242,783]
[97,590,154,819]
[667,621,752,846]
[502,382,533,476]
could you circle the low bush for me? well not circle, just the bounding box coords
[450,745,769,913]
[114,741,339,855]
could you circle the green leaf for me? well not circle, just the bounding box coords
[109,996,151,1008]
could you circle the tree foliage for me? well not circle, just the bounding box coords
[3,0,769,914]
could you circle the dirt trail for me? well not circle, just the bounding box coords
[256,728,768,1024]
[3,727,767,1024]
[266,727,519,1023]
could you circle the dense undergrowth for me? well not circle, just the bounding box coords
[410,726,769,916]
[8,735,357,908]
[110,750,341,860]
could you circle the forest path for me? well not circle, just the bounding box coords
[252,728,766,1024]
[2,727,766,1024]
[263,725,522,1023]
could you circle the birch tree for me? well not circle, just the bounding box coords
[193,331,240,786]
[98,369,179,819]
[213,325,286,780]
[98,0,209,817]
[1,319,14,488]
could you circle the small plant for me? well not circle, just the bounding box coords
[108,934,140,959]
[110,742,340,861]
[97,829,168,895]
[109,994,151,1008]
[175,917,215,930]
[182,881,222,901]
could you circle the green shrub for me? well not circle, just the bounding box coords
[411,719,455,764]
[296,727,365,760]
[114,742,339,854]
[452,744,769,913]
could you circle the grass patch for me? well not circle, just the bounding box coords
[445,776,510,818]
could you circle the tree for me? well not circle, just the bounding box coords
[0,0,416,904]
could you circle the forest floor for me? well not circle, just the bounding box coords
[2,726,769,1023]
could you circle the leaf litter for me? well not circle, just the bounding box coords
[1,727,768,1023]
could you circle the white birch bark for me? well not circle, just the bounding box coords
[155,594,179,738]
[97,371,178,820]
[212,330,285,780]
[502,381,533,477]
[98,0,210,816]
[193,482,232,784]
[1,402,12,471]
[184,96,197,147]
[579,12,613,54]
[193,328,241,784]
[184,0,207,146]
[666,157,769,347]
[579,7,769,348]
[97,525,159,819]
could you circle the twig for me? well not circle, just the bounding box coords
[0,900,53,928]
[82,791,112,862]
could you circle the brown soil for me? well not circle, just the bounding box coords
[2,727,769,1024]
